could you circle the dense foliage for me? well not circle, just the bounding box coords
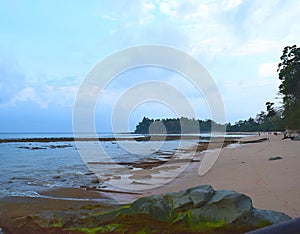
[134,102,284,134]
[277,45,300,129]
[134,117,225,134]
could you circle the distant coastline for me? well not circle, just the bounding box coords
[0,134,249,143]
[134,116,284,134]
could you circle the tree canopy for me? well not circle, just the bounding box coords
[134,101,284,134]
[278,45,300,129]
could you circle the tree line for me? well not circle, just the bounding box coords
[134,101,283,134]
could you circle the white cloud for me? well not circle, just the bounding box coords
[231,39,282,56]
[142,0,155,12]
[139,0,156,25]
[222,0,243,10]
[158,0,179,17]
[10,87,47,108]
[1,82,79,109]
[101,14,117,21]
[142,0,300,59]
[258,62,278,78]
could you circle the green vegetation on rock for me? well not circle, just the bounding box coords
[1,185,291,234]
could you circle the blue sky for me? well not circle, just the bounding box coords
[0,0,299,132]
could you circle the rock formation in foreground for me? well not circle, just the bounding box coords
[1,185,291,234]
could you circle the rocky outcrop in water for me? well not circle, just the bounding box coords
[1,185,291,234]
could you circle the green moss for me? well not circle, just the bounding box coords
[190,219,227,231]
[51,217,64,228]
[257,220,273,228]
[171,210,227,232]
[52,221,63,228]
[170,210,188,222]
[172,212,185,223]
[199,220,226,228]
[65,224,123,234]
[119,204,131,209]
[115,204,130,214]
[135,228,149,234]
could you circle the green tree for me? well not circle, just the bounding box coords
[266,102,276,117]
[277,45,300,129]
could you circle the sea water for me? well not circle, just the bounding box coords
[0,132,250,198]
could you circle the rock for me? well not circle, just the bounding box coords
[189,184,215,207]
[18,146,47,150]
[268,156,283,161]
[172,190,193,211]
[124,185,291,232]
[245,217,300,234]
[1,185,291,233]
[190,190,253,224]
[128,194,173,221]
[252,208,291,224]
[91,178,100,184]
[85,172,94,176]
[49,144,72,149]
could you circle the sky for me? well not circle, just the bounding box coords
[0,0,299,132]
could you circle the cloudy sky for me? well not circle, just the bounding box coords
[0,0,299,132]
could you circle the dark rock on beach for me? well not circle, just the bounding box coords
[49,144,73,149]
[123,185,290,232]
[18,146,47,150]
[0,185,291,234]
[268,156,283,161]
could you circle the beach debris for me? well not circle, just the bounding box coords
[268,156,283,161]
[282,131,300,141]
[292,136,300,141]
[131,180,151,185]
[240,137,269,144]
[94,188,142,195]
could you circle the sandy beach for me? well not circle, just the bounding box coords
[143,134,300,218]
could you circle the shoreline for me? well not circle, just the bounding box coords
[1,133,299,230]
[0,132,254,143]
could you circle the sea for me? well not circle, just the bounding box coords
[0,132,251,199]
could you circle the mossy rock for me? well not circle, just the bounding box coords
[1,185,292,234]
